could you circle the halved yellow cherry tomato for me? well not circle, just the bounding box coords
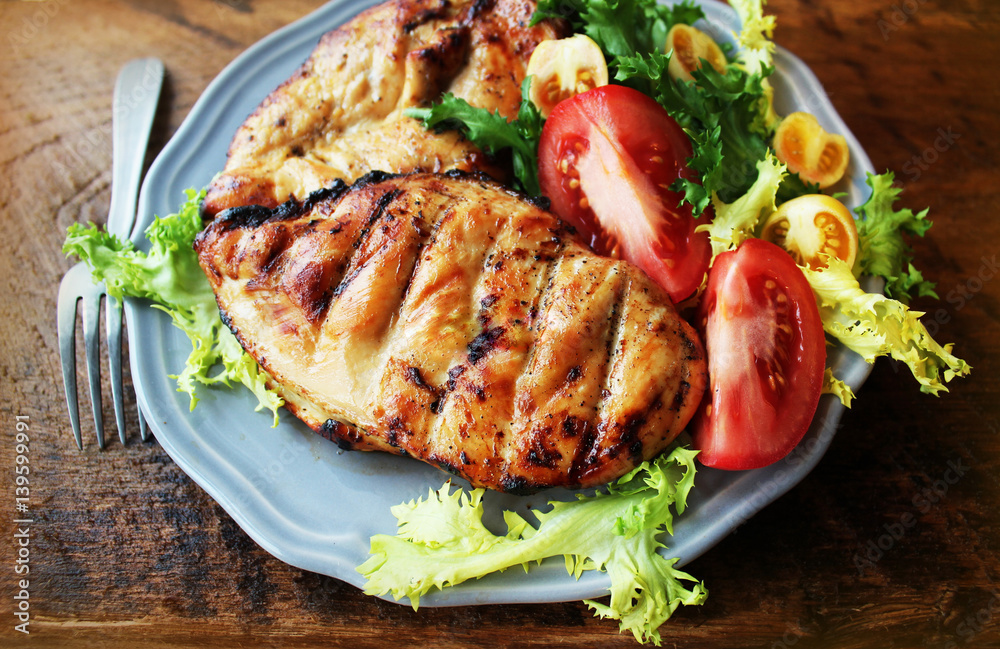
[527,35,608,118]
[665,24,726,83]
[773,112,850,189]
[760,194,859,270]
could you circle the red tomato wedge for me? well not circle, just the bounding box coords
[538,84,711,304]
[691,239,826,470]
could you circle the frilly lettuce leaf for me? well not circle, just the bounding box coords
[616,49,773,212]
[730,0,776,69]
[729,0,780,131]
[531,0,704,67]
[801,258,970,395]
[62,188,283,423]
[696,152,786,262]
[853,171,937,303]
[822,367,855,408]
[359,446,707,646]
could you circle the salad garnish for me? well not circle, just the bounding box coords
[405,79,545,196]
[802,258,970,396]
[359,447,706,647]
[853,171,938,303]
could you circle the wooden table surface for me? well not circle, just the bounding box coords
[2,0,999,647]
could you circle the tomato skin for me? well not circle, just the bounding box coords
[537,84,711,304]
[691,238,826,471]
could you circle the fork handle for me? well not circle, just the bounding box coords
[107,58,164,238]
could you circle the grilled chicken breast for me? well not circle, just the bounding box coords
[202,0,565,217]
[196,171,707,493]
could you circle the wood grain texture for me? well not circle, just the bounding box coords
[1,0,998,647]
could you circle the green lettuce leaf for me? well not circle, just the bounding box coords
[801,258,970,395]
[62,189,283,422]
[695,152,786,262]
[854,171,937,303]
[359,446,707,646]
[531,0,704,69]
[405,78,544,196]
[615,48,773,211]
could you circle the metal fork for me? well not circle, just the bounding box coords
[58,58,165,449]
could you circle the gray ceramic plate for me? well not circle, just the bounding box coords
[128,0,876,606]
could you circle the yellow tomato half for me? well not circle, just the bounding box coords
[527,35,609,118]
[760,194,859,269]
[773,112,850,189]
[665,24,726,83]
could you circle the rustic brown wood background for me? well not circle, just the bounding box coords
[2,0,998,647]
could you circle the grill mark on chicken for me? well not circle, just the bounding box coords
[669,378,692,424]
[466,0,495,22]
[461,194,511,339]
[217,204,274,232]
[402,5,450,32]
[285,261,331,323]
[501,230,566,445]
[319,418,361,450]
[560,265,623,481]
[196,172,707,493]
[446,365,466,390]
[526,240,563,339]
[330,188,404,301]
[405,365,432,391]
[215,182,352,233]
[604,279,652,465]
[242,228,290,292]
[407,26,468,79]
[467,326,504,365]
[386,195,458,343]
[354,187,402,249]
[598,271,628,412]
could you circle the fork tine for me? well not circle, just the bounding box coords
[57,270,84,450]
[106,295,127,445]
[81,286,106,449]
[139,409,150,442]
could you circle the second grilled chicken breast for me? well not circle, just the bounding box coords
[202,0,565,217]
[196,171,707,493]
